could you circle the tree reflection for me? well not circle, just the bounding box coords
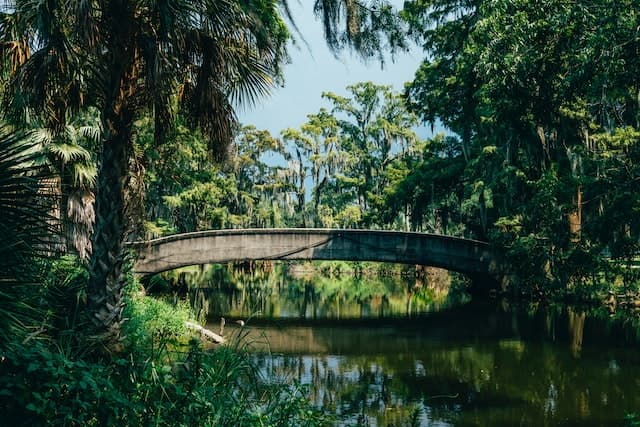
[568,308,585,357]
[154,265,640,426]
[247,304,640,426]
[161,262,463,322]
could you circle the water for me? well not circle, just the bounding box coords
[160,264,640,426]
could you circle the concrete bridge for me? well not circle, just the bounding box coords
[131,229,497,287]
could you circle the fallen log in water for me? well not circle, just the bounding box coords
[185,321,225,344]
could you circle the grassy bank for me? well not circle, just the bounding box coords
[0,256,331,426]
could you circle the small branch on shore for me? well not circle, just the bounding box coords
[185,321,225,344]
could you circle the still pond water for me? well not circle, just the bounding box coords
[164,264,640,426]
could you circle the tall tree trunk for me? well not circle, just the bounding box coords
[479,189,487,236]
[87,9,137,348]
[461,125,470,163]
[314,176,327,216]
[87,107,132,349]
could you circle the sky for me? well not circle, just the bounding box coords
[237,2,435,138]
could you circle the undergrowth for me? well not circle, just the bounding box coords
[0,256,332,426]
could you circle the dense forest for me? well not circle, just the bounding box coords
[1,0,639,425]
[142,1,640,298]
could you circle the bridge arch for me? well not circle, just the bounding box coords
[131,229,495,280]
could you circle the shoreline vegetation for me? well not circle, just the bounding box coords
[0,257,334,426]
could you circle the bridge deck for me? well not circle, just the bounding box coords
[131,228,495,278]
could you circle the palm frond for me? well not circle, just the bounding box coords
[47,141,92,164]
[0,125,58,349]
[78,124,101,144]
[70,162,96,188]
[2,0,89,129]
[0,126,57,258]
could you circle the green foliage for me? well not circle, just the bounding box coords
[0,126,57,349]
[139,119,292,233]
[122,282,190,353]
[140,82,423,233]
[383,134,466,234]
[626,413,640,427]
[2,0,297,342]
[0,339,333,426]
[39,255,90,348]
[0,343,126,425]
[0,265,334,426]
[32,113,100,260]
[396,0,640,294]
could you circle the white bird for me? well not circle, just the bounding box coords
[235,319,245,327]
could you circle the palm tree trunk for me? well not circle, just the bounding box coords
[87,107,132,349]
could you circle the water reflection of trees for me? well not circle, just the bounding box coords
[248,305,640,426]
[155,266,640,426]
[163,262,464,321]
[253,335,640,426]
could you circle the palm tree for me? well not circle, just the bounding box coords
[34,118,99,260]
[1,0,403,349]
[2,0,289,347]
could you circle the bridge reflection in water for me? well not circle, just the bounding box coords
[132,229,496,289]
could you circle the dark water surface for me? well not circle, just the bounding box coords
[171,266,640,426]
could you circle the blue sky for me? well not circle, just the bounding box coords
[237,2,436,138]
